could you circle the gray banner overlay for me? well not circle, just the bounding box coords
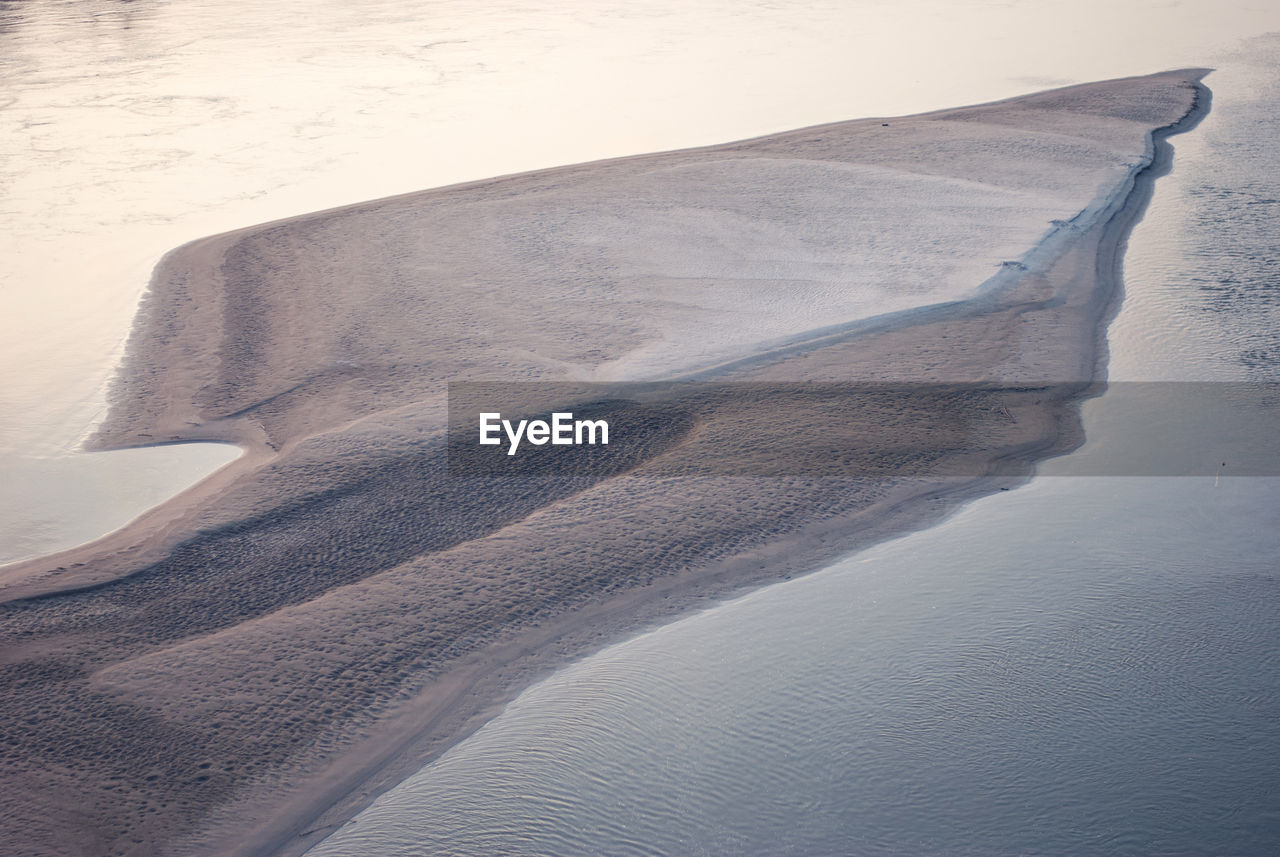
[447,382,1280,477]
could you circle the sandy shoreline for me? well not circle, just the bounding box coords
[0,71,1207,857]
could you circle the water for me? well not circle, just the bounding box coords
[2,2,1278,853]
[2,0,1277,563]
[303,34,1280,857]
[1107,37,1280,381]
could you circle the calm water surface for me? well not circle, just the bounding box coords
[302,39,1280,857]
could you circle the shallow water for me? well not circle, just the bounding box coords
[302,36,1280,857]
[2,0,1277,562]
[0,443,241,569]
[1107,39,1280,381]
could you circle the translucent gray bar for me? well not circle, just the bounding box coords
[446,382,1280,477]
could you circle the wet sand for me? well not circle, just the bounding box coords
[0,70,1207,857]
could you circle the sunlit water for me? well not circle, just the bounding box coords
[302,36,1280,857]
[2,0,1278,563]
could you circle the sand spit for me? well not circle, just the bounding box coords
[0,71,1206,857]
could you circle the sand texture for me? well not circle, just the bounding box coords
[0,70,1206,857]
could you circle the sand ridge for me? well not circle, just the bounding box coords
[0,70,1207,857]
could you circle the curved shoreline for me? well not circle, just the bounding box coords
[0,71,1209,857]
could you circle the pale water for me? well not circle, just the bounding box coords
[2,0,1278,563]
[301,37,1280,857]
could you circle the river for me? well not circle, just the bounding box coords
[2,3,1278,855]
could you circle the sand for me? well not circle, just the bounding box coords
[0,70,1207,857]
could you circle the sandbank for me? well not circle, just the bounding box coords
[0,70,1208,857]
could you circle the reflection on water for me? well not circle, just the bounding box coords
[2,0,1279,561]
[303,35,1280,857]
[0,444,241,568]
